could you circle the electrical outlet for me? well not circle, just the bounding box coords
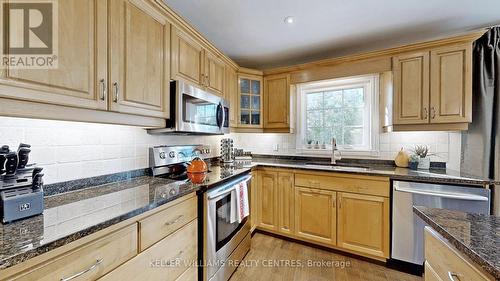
[273,144,279,151]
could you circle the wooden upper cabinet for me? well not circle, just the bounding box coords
[225,66,238,127]
[263,74,290,130]
[393,51,430,125]
[0,0,107,110]
[204,51,225,96]
[109,0,170,118]
[171,27,203,85]
[294,187,336,246]
[257,170,278,231]
[430,44,472,123]
[238,74,263,128]
[337,192,389,258]
[277,172,294,235]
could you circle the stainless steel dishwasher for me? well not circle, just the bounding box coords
[391,181,491,267]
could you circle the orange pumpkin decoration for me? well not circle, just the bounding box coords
[187,172,207,184]
[187,157,208,184]
[187,157,208,173]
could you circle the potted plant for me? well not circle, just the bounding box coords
[408,155,419,170]
[413,145,431,169]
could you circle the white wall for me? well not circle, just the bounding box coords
[0,117,225,184]
[231,131,462,170]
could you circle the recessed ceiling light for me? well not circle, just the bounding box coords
[284,16,295,24]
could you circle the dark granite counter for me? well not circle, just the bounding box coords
[251,157,497,186]
[413,206,500,280]
[0,164,251,270]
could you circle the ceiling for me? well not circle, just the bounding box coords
[163,0,500,69]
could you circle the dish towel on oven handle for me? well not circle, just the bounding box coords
[229,181,249,224]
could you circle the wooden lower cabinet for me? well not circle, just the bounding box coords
[337,192,390,258]
[294,187,337,246]
[139,196,197,251]
[7,224,138,281]
[424,227,494,281]
[100,220,197,281]
[254,168,391,262]
[1,194,199,281]
[277,172,294,235]
[256,170,278,231]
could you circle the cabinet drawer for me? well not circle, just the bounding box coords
[295,173,389,197]
[100,220,198,281]
[139,196,197,251]
[424,227,493,281]
[10,224,137,281]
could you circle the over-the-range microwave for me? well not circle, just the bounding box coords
[148,80,230,135]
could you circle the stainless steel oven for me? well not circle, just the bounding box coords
[204,173,252,281]
[148,80,229,135]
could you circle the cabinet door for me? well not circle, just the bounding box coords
[109,0,170,118]
[337,192,389,258]
[225,66,238,127]
[0,0,107,110]
[294,187,336,245]
[430,44,472,123]
[171,27,203,86]
[277,172,294,235]
[238,75,263,127]
[264,74,290,129]
[257,170,278,231]
[393,51,430,124]
[204,51,225,96]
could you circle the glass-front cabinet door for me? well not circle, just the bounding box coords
[238,75,263,127]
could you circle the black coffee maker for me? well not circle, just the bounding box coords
[0,144,44,223]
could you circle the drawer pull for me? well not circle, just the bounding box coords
[99,79,106,101]
[60,259,103,281]
[447,272,462,281]
[165,215,183,226]
[113,82,119,102]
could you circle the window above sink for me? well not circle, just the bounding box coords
[296,74,380,157]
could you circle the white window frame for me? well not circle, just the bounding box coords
[296,74,380,157]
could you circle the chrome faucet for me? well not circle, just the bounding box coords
[331,138,342,165]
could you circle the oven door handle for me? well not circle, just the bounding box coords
[207,175,252,200]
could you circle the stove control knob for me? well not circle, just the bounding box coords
[159,152,166,159]
[168,151,176,158]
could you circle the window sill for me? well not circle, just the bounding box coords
[296,148,381,158]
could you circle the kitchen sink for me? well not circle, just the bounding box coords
[304,162,370,172]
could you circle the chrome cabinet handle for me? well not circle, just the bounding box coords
[431,107,436,119]
[423,108,428,119]
[165,215,183,226]
[60,259,102,281]
[447,272,462,281]
[99,79,106,101]
[113,82,119,102]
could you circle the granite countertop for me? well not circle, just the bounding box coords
[0,164,252,270]
[251,157,497,186]
[413,206,500,280]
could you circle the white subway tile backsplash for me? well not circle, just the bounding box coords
[232,130,462,170]
[0,116,224,184]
